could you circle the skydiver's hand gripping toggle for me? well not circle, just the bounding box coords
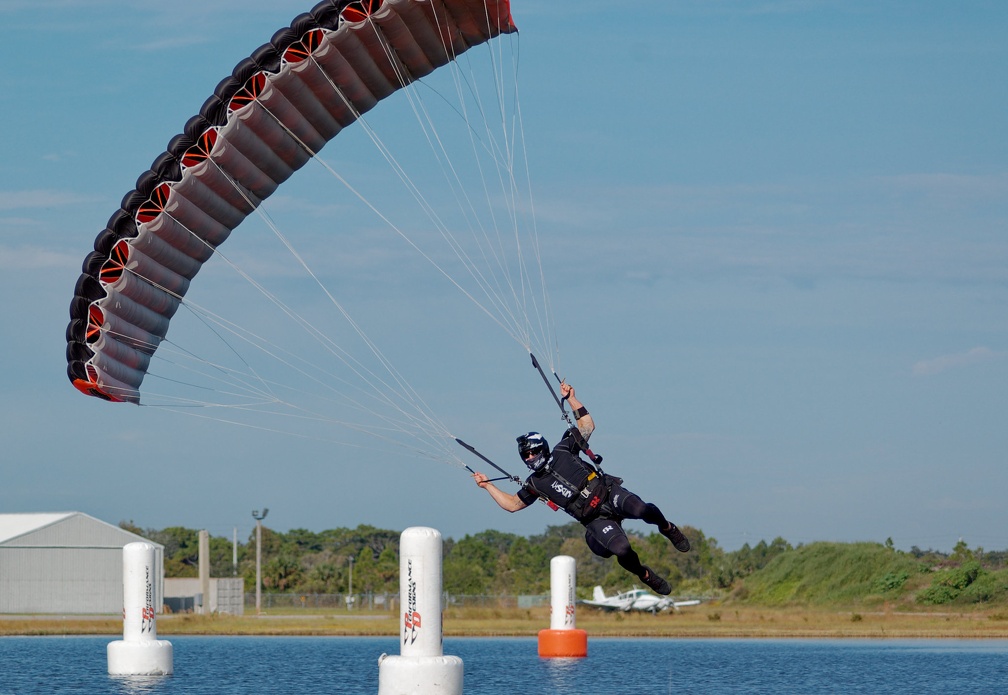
[530,353,603,467]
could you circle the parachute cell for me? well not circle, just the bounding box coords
[66,0,516,403]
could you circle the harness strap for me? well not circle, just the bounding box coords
[536,462,610,522]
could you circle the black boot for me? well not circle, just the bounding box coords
[640,565,671,595]
[661,522,691,553]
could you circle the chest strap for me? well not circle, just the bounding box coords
[538,464,609,521]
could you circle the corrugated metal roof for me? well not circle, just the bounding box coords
[0,512,74,544]
[0,512,161,548]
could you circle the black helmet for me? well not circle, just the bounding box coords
[517,432,549,472]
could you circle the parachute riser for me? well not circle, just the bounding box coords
[456,438,521,485]
[529,352,604,471]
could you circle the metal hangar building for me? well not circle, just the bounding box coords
[0,512,164,614]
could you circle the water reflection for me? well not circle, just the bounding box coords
[109,674,172,695]
[540,655,582,691]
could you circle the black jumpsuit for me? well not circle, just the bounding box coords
[516,428,675,580]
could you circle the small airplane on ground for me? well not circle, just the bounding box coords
[580,585,701,613]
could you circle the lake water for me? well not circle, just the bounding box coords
[1,636,1006,694]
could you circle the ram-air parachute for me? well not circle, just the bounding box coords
[66,0,516,404]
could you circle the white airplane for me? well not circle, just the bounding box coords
[581,585,701,613]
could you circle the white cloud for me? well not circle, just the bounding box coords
[128,35,210,53]
[912,347,1005,376]
[0,190,97,212]
[879,172,1008,204]
[0,245,80,272]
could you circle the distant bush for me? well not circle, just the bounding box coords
[944,561,981,590]
[875,571,910,593]
[955,569,1008,605]
[916,561,984,605]
[916,583,960,606]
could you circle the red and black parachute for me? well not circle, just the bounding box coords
[66,0,515,404]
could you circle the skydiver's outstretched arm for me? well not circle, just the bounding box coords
[561,382,594,440]
[473,472,530,513]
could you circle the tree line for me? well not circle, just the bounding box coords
[119,520,1003,604]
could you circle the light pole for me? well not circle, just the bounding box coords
[252,508,269,615]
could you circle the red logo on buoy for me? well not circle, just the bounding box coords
[404,559,421,645]
[142,565,155,634]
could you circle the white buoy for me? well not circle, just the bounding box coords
[378,527,462,695]
[108,542,173,676]
[538,555,587,657]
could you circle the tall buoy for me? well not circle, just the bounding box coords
[537,555,588,658]
[378,527,463,695]
[108,542,173,675]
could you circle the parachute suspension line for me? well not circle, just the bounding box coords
[438,38,533,347]
[429,17,556,366]
[68,4,542,472]
[373,25,525,345]
[148,401,460,466]
[122,219,453,456]
[199,165,460,457]
[148,299,418,438]
[159,240,359,411]
[291,52,529,347]
[351,92,527,348]
[384,53,536,351]
[418,7,539,354]
[300,32,528,347]
[112,8,547,465]
[506,32,560,375]
[185,228,460,460]
[126,157,464,463]
[421,8,523,326]
[342,11,553,359]
[93,236,291,409]
[131,325,465,463]
[124,209,363,409]
[494,23,556,372]
[77,256,281,407]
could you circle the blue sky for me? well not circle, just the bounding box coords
[1,1,1006,553]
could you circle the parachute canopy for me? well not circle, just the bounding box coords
[66,0,516,404]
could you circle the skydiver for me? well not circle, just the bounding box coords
[471,382,690,595]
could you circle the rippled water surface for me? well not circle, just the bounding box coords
[1,636,1007,694]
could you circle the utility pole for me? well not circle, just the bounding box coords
[198,529,209,615]
[347,556,355,611]
[252,508,269,615]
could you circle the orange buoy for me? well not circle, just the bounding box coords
[538,627,588,657]
[538,556,588,658]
